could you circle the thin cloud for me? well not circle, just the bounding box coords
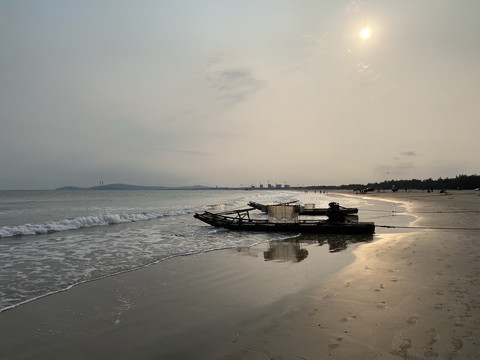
[162,148,214,156]
[205,57,264,104]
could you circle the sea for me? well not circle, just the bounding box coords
[0,189,407,313]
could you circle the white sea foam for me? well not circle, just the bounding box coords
[0,207,203,238]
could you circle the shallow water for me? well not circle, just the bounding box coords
[0,189,409,312]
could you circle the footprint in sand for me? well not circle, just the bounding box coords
[406,316,418,325]
[400,338,412,350]
[423,330,440,359]
[376,301,386,310]
[390,339,412,358]
[328,337,343,352]
[451,338,463,350]
[328,343,340,351]
[424,349,439,359]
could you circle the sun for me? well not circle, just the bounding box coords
[360,27,372,40]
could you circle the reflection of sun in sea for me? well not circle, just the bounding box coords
[360,27,372,40]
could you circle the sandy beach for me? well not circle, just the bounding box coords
[1,190,479,359]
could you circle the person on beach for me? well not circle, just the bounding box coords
[326,202,345,222]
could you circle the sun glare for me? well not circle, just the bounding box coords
[360,27,372,40]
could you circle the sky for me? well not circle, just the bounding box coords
[1,0,479,189]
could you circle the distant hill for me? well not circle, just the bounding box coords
[89,183,165,190]
[56,186,88,191]
[56,183,215,191]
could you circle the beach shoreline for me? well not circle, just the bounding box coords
[312,190,480,359]
[1,190,479,359]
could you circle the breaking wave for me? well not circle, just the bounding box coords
[0,208,203,239]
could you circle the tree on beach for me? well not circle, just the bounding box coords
[365,174,479,191]
[306,174,480,191]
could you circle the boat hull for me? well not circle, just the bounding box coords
[194,212,375,234]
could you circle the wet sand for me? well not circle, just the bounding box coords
[308,190,480,359]
[1,190,479,359]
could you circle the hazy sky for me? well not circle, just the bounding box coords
[1,1,479,189]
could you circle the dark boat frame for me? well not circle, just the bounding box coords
[248,201,358,216]
[194,208,375,234]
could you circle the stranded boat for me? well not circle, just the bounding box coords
[194,203,374,234]
[248,201,358,216]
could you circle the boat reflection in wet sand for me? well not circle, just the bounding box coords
[194,203,375,235]
[322,233,374,252]
[263,240,309,263]
[263,233,374,262]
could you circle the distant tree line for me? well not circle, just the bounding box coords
[364,174,479,190]
[303,174,480,191]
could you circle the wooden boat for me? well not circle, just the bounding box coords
[194,208,374,234]
[248,201,358,216]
